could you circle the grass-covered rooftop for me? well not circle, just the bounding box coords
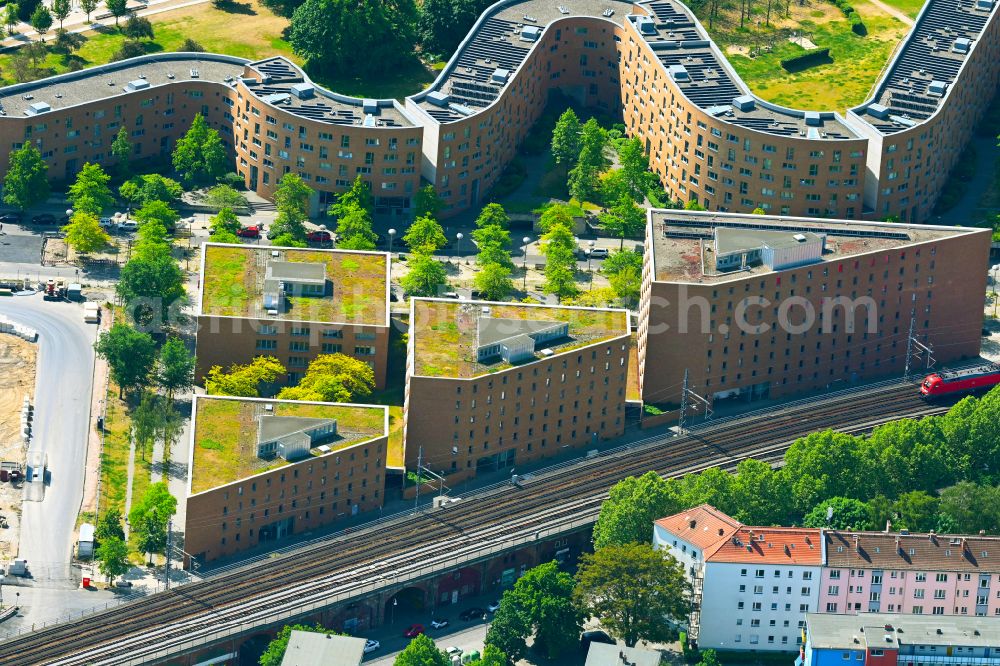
[410,299,629,379]
[199,244,388,326]
[190,396,388,494]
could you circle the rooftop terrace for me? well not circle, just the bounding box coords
[189,396,387,494]
[199,243,389,326]
[243,57,416,128]
[648,209,971,283]
[852,0,999,134]
[410,298,629,378]
[0,53,246,117]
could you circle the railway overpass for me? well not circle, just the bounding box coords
[0,379,947,666]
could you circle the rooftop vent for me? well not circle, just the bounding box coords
[953,37,971,53]
[167,72,175,79]
[520,25,542,42]
[124,79,150,92]
[733,95,755,112]
[25,101,51,115]
[668,64,690,82]
[190,68,200,78]
[450,103,475,116]
[976,0,994,9]
[426,91,451,107]
[927,80,947,96]
[635,16,656,35]
[491,68,510,84]
[290,82,314,99]
[362,98,379,114]
[868,103,890,119]
[804,111,822,126]
[793,233,807,242]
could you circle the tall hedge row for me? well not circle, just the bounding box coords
[829,0,867,35]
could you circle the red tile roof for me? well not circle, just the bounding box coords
[707,527,824,565]
[654,504,742,553]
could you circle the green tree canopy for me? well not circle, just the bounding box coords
[539,222,578,301]
[94,322,156,398]
[616,137,656,202]
[276,353,375,403]
[135,198,180,231]
[62,211,111,254]
[475,202,510,229]
[122,14,153,40]
[29,4,52,35]
[335,202,377,250]
[330,176,373,219]
[205,356,286,397]
[111,126,132,175]
[128,481,177,563]
[593,471,680,549]
[171,113,228,185]
[414,184,444,219]
[274,172,313,219]
[80,0,98,21]
[401,251,447,296]
[474,262,514,301]
[259,625,339,666]
[803,496,874,530]
[417,0,482,56]
[209,207,241,237]
[105,0,128,24]
[403,215,447,253]
[598,196,645,249]
[95,536,129,584]
[116,252,186,325]
[95,507,126,544]
[472,223,512,269]
[536,204,574,233]
[156,337,195,400]
[68,162,114,215]
[205,184,248,212]
[3,144,50,211]
[488,561,581,660]
[551,108,582,170]
[393,633,450,666]
[575,543,690,646]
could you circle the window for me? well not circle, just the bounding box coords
[255,339,277,350]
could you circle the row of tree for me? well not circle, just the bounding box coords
[204,352,376,403]
[594,384,1000,549]
[94,482,179,584]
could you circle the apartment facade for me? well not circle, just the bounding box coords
[403,298,630,484]
[637,209,989,407]
[1,0,996,221]
[184,396,388,565]
[195,243,391,389]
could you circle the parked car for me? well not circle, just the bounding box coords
[99,217,115,228]
[117,220,139,233]
[306,230,333,244]
[430,618,449,629]
[30,213,57,225]
[237,225,262,239]
[459,607,486,621]
[363,639,380,654]
[487,600,501,612]
[588,247,609,259]
[0,212,22,224]
[403,624,425,638]
[446,647,463,657]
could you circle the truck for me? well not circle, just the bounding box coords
[83,302,101,324]
[67,283,82,301]
[7,558,28,576]
[43,279,67,301]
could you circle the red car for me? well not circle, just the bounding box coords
[237,225,262,239]
[403,624,425,638]
[307,230,333,244]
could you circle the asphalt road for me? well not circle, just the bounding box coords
[0,294,96,583]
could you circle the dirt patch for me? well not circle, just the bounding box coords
[0,334,37,560]
[42,237,70,266]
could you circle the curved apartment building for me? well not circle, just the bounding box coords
[0,0,996,221]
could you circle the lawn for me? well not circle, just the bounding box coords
[200,245,250,317]
[705,0,909,111]
[0,0,433,99]
[191,397,387,493]
[876,0,928,18]
[98,386,151,516]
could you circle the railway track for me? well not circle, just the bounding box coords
[0,380,949,666]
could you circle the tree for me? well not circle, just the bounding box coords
[403,214,447,253]
[540,222,578,301]
[599,196,645,250]
[156,337,195,400]
[472,223,513,269]
[335,202,377,250]
[80,0,98,22]
[536,203,574,233]
[684,199,706,211]
[122,15,153,40]
[172,113,228,185]
[568,118,609,202]
[260,625,339,666]
[277,353,375,403]
[204,184,247,212]
[289,0,418,76]
[3,144,49,211]
[593,471,680,549]
[130,391,161,461]
[135,199,180,232]
[401,251,447,296]
[117,253,186,325]
[891,490,940,532]
[608,264,640,309]
[575,543,689,647]
[62,211,111,254]
[413,184,444,219]
[475,203,510,229]
[330,176,373,219]
[475,262,514,301]
[938,482,1000,534]
[616,138,656,202]
[131,219,171,261]
[95,536,129,585]
[112,39,147,62]
[16,0,37,22]
[752,206,767,215]
[179,37,205,51]
[803,497,873,530]
[106,0,129,26]
[69,162,115,215]
[94,323,156,398]
[728,458,790,526]
[128,481,177,564]
[465,646,508,666]
[29,4,51,37]
[485,598,531,663]
[205,356,286,396]
[551,108,582,172]
[95,507,126,545]
[275,172,313,217]
[111,127,132,176]
[5,4,19,33]
[697,649,722,666]
[209,229,239,244]
[51,0,70,30]
[488,561,581,660]
[417,0,481,56]
[209,207,241,237]
[393,633,450,666]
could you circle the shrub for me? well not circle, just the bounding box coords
[780,48,833,72]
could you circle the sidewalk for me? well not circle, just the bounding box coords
[80,304,112,522]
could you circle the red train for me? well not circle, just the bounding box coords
[920,364,1000,398]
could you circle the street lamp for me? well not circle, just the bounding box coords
[388,228,396,254]
[522,236,531,292]
[587,240,596,291]
[391,597,398,624]
[992,264,1000,318]
[455,233,463,264]
[65,208,73,219]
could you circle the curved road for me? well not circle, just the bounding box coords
[0,294,96,584]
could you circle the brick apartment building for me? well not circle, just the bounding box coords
[183,395,388,565]
[655,505,1000,653]
[0,0,995,221]
[195,243,390,389]
[402,298,630,485]
[637,209,989,407]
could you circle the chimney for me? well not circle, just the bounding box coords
[689,518,697,529]
[785,544,792,557]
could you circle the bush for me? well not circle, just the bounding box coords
[780,48,833,72]
[827,0,867,35]
[111,40,147,62]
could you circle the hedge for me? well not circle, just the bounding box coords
[780,48,832,72]
[828,0,867,35]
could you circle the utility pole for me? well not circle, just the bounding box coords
[678,369,689,433]
[904,315,915,380]
[414,446,423,511]
[165,518,172,591]
[905,313,935,380]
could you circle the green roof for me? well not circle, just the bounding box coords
[199,244,388,326]
[190,396,387,494]
[410,299,629,379]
